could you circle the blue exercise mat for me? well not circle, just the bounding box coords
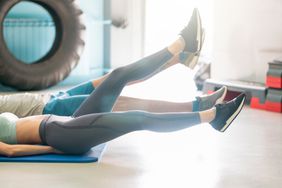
[0,144,106,163]
[0,83,17,92]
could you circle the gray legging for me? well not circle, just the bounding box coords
[39,48,201,154]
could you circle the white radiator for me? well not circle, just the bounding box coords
[3,18,55,64]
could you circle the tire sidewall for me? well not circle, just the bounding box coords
[0,0,85,90]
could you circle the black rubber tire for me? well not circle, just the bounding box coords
[0,0,86,90]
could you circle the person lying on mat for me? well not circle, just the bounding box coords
[0,49,203,118]
[0,9,246,157]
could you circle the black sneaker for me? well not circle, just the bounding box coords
[210,93,246,132]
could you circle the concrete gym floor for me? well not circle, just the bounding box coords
[0,67,282,188]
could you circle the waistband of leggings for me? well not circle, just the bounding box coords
[39,115,52,145]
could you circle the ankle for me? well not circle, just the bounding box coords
[192,99,199,112]
[167,37,185,55]
[179,36,186,49]
[199,108,216,123]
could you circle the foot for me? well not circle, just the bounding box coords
[210,93,246,132]
[194,86,227,111]
[179,30,205,69]
[179,8,204,69]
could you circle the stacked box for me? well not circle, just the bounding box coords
[250,58,282,112]
[263,58,282,112]
[265,89,282,112]
[266,59,282,88]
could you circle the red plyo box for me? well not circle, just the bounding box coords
[266,76,282,89]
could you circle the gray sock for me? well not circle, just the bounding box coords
[195,86,227,111]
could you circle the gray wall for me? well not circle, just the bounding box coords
[212,0,282,83]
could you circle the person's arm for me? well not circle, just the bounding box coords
[0,142,63,157]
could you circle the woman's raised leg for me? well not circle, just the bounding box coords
[73,46,180,117]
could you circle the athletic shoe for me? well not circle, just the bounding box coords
[195,86,227,111]
[180,30,205,69]
[179,8,204,69]
[210,93,246,132]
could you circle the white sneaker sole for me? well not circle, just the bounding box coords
[195,8,202,52]
[220,97,245,132]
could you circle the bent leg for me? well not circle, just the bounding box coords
[113,86,227,113]
[113,96,193,112]
[43,95,192,115]
[42,110,203,154]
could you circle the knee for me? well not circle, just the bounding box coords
[110,66,128,79]
[111,66,135,79]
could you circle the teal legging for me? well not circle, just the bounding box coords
[39,48,201,154]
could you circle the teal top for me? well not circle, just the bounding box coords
[0,113,19,144]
